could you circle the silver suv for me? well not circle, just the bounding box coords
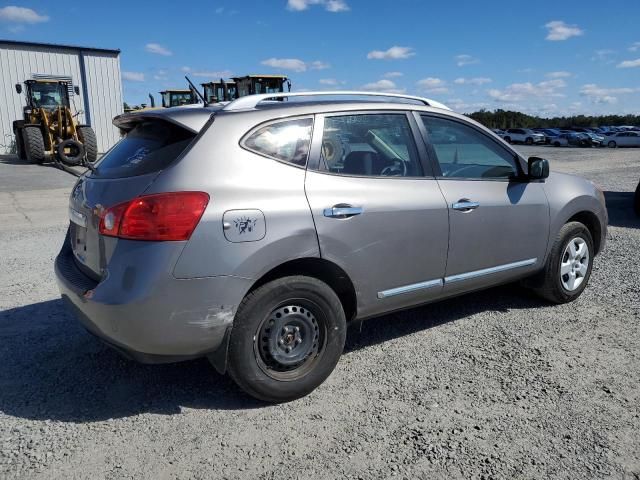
[55,92,608,402]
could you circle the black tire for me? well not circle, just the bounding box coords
[56,139,85,166]
[634,181,640,217]
[553,141,561,147]
[22,126,46,164]
[15,130,26,160]
[608,141,616,148]
[525,137,533,145]
[77,126,98,163]
[533,222,594,304]
[503,136,511,144]
[226,276,346,403]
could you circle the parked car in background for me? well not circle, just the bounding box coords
[551,133,593,148]
[604,131,640,148]
[584,132,604,147]
[491,128,506,138]
[54,91,608,402]
[503,128,546,145]
[533,128,561,144]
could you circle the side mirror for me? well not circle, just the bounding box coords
[15,83,22,94]
[74,86,80,95]
[528,157,549,180]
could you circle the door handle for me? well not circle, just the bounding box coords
[323,205,364,218]
[452,199,480,212]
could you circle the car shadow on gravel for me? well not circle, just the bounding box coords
[0,285,545,423]
[604,191,639,229]
[344,284,544,353]
[0,299,264,423]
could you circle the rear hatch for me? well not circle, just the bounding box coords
[68,111,212,279]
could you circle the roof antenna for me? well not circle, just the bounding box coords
[185,75,208,106]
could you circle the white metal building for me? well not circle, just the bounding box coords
[0,39,123,154]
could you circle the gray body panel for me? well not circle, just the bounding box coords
[305,170,449,319]
[55,98,608,361]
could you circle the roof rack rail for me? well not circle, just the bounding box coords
[222,91,451,112]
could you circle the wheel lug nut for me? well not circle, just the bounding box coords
[294,326,300,332]
[295,338,302,344]
[278,339,284,346]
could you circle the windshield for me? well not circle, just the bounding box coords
[170,93,194,106]
[29,82,67,109]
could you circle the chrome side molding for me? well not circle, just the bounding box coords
[377,279,443,299]
[444,258,537,284]
[376,258,537,300]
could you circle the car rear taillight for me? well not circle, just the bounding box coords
[99,192,209,241]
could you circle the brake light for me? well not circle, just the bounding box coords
[99,192,209,241]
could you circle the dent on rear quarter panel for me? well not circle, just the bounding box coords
[146,112,320,281]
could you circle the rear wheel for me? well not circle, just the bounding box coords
[553,141,561,147]
[77,126,98,163]
[14,130,26,160]
[533,222,594,304]
[226,276,346,403]
[22,126,46,164]
[608,141,617,148]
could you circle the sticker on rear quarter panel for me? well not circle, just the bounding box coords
[223,209,266,243]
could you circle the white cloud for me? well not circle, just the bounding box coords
[454,77,492,85]
[319,78,338,85]
[629,42,640,52]
[310,60,330,70]
[455,54,479,66]
[287,0,349,12]
[591,49,615,62]
[546,71,572,78]
[145,43,173,56]
[361,79,405,94]
[259,58,329,72]
[416,77,449,94]
[580,84,638,104]
[215,7,224,14]
[383,71,403,78]
[545,20,584,41]
[617,59,640,68]
[261,57,307,72]
[488,79,567,102]
[153,69,168,81]
[122,71,145,82]
[367,46,415,60]
[190,70,233,78]
[0,6,49,23]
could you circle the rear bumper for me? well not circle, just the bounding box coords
[55,235,252,362]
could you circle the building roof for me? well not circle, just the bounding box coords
[0,39,120,55]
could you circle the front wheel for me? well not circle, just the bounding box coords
[503,136,511,144]
[226,276,346,403]
[525,137,533,145]
[15,130,26,160]
[608,141,617,148]
[533,222,594,304]
[77,126,98,163]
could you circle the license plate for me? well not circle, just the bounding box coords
[69,207,87,227]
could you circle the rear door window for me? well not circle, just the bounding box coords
[92,121,196,179]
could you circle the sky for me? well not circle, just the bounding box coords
[1,0,639,116]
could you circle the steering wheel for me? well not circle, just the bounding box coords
[443,164,477,178]
[381,159,407,177]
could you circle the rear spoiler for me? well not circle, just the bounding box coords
[113,106,222,134]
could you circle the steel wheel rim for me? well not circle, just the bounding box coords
[253,300,327,381]
[560,237,590,291]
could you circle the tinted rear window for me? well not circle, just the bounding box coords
[92,121,196,178]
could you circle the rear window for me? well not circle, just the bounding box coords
[92,121,196,178]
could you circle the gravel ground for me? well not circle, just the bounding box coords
[0,147,639,479]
